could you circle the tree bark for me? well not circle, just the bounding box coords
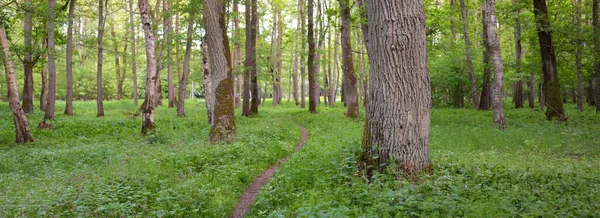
[250,0,260,114]
[177,11,194,117]
[329,29,338,107]
[479,5,491,111]
[21,0,36,113]
[1,20,34,143]
[242,0,257,116]
[300,0,306,108]
[130,0,138,106]
[360,0,432,176]
[484,0,507,129]
[64,0,76,115]
[204,0,237,143]
[139,0,157,134]
[576,0,583,112]
[460,0,478,109]
[40,40,48,111]
[534,0,566,120]
[96,0,106,117]
[233,1,242,108]
[44,0,57,120]
[110,23,122,100]
[594,0,600,112]
[202,38,213,123]
[512,0,523,109]
[293,9,300,106]
[514,80,524,108]
[308,0,317,113]
[529,73,535,109]
[339,0,359,118]
[166,1,176,108]
[271,10,279,107]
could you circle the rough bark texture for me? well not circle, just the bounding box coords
[594,0,600,112]
[21,0,35,113]
[65,0,76,115]
[339,0,359,118]
[1,21,34,143]
[534,0,566,120]
[250,0,260,114]
[130,0,138,106]
[177,11,194,117]
[479,8,491,111]
[460,0,478,109]
[97,0,105,117]
[307,0,317,113]
[300,0,306,108]
[139,0,157,135]
[513,0,523,109]
[576,0,583,112]
[360,0,432,176]
[202,38,213,123]
[204,0,237,143]
[514,80,524,108]
[242,0,253,116]
[40,40,48,111]
[484,0,507,129]
[44,0,57,120]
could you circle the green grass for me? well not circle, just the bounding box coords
[1,100,599,217]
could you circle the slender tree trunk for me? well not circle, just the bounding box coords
[21,0,36,113]
[271,10,279,107]
[155,0,165,107]
[233,1,242,108]
[514,80,524,108]
[329,29,338,107]
[360,0,431,176]
[110,24,122,100]
[96,0,106,117]
[130,0,138,106]
[356,30,364,104]
[202,38,213,123]
[300,0,306,108]
[459,0,478,109]
[479,8,491,110]
[277,11,284,105]
[40,40,48,111]
[64,0,76,115]
[339,0,359,118]
[293,12,300,106]
[250,0,260,114]
[534,0,566,120]
[204,0,237,143]
[177,11,194,117]
[484,0,507,129]
[242,0,257,116]
[1,20,34,143]
[44,0,57,120]
[176,12,181,82]
[576,0,584,112]
[308,0,317,113]
[166,1,176,108]
[139,0,157,134]
[121,44,127,100]
[529,73,535,109]
[594,0,600,112]
[512,0,523,109]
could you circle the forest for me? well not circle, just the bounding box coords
[1,0,599,217]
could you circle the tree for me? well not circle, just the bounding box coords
[243,0,258,117]
[202,37,213,123]
[177,10,195,117]
[167,1,176,108]
[1,17,34,143]
[575,0,583,112]
[359,0,432,176]
[484,0,507,129]
[307,0,317,113]
[594,0,600,112]
[249,0,260,114]
[44,0,57,120]
[139,0,157,134]
[96,0,107,117]
[339,0,359,118]
[533,0,566,120]
[292,7,300,106]
[129,0,138,106]
[512,0,523,109]
[300,0,306,109]
[203,0,236,143]
[21,0,40,114]
[459,0,478,109]
[479,8,491,111]
[64,0,76,115]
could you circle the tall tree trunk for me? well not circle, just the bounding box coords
[250,0,260,114]
[529,73,535,109]
[293,11,300,106]
[514,80,524,108]
[594,0,600,112]
[513,0,523,109]
[242,0,257,116]
[204,0,237,143]
[96,0,106,117]
[339,0,359,118]
[329,29,338,107]
[130,0,138,106]
[155,0,165,107]
[300,0,306,108]
[202,38,213,123]
[233,1,242,108]
[167,1,176,108]
[176,12,181,82]
[1,20,34,143]
[357,0,369,107]
[65,0,75,115]
[360,0,431,176]
[40,40,48,111]
[177,11,194,117]
[139,0,157,134]
[271,10,279,107]
[576,0,584,112]
[277,11,284,105]
[534,0,566,120]
[484,0,507,129]
[21,0,35,113]
[44,0,57,120]
[460,0,478,109]
[110,24,122,100]
[308,0,317,113]
[479,7,491,110]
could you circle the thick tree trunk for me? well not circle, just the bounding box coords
[204,0,237,143]
[360,0,431,176]
[202,39,213,123]
[96,0,105,117]
[65,0,75,115]
[479,7,491,111]
[308,0,317,113]
[300,0,306,108]
[576,0,584,112]
[21,0,35,113]
[139,0,157,134]
[534,0,566,120]
[484,0,507,129]
[339,0,359,118]
[130,0,138,106]
[460,0,478,109]
[44,0,57,120]
[250,0,260,114]
[1,21,34,143]
[594,0,600,112]
[177,11,194,117]
[514,80,524,108]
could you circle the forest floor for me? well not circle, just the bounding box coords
[1,100,599,217]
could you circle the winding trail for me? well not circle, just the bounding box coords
[231,124,308,218]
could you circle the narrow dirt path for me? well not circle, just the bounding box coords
[231,124,308,218]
